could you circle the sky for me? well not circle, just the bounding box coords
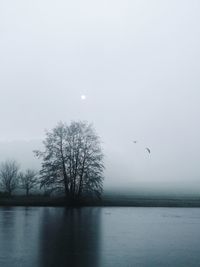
[1,0,200,194]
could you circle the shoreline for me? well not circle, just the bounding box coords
[1,196,200,207]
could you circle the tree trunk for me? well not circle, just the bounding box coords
[60,137,69,198]
[8,189,12,197]
[26,188,29,196]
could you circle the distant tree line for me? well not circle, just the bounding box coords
[0,160,38,196]
[0,121,105,202]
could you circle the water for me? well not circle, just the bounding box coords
[0,207,200,267]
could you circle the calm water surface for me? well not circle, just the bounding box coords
[0,207,200,267]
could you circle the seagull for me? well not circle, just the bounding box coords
[132,141,151,154]
[146,147,151,154]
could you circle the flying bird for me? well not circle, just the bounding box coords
[145,147,151,154]
[132,141,151,154]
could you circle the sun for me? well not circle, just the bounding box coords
[81,95,86,100]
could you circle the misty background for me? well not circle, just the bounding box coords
[0,0,200,195]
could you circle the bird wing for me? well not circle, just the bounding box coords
[146,148,151,153]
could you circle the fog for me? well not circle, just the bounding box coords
[1,1,200,194]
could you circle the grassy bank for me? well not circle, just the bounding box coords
[1,195,200,207]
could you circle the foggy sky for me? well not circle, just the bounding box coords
[1,0,200,193]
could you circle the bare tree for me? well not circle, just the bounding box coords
[19,169,38,196]
[0,160,20,196]
[35,121,104,201]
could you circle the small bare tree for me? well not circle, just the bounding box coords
[0,160,20,196]
[19,169,38,196]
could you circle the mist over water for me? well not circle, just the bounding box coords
[1,1,200,194]
[0,139,199,196]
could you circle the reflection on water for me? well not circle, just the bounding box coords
[0,207,41,266]
[39,208,101,267]
[1,207,200,266]
[0,207,101,267]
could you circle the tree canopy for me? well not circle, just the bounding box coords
[19,169,38,196]
[35,121,104,201]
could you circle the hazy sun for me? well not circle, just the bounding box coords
[81,95,86,100]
